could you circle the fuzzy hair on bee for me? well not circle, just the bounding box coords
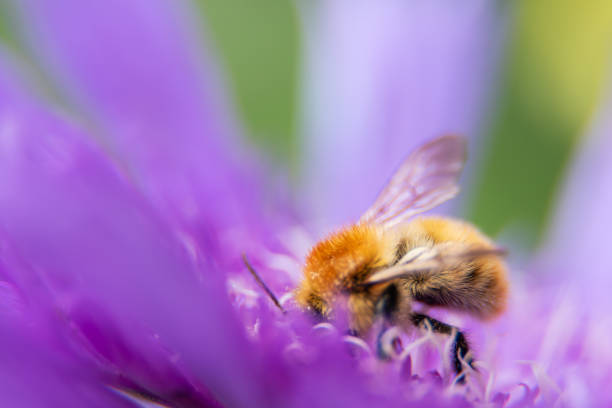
[246,135,509,382]
[294,216,508,334]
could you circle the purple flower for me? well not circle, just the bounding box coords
[0,1,610,407]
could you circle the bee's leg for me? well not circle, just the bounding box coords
[410,313,474,382]
[374,284,408,358]
[376,284,400,320]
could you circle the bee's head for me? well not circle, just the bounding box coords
[302,291,330,322]
[295,278,401,336]
[295,223,385,321]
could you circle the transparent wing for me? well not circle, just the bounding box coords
[360,135,467,228]
[364,245,506,285]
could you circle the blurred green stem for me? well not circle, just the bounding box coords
[195,0,300,173]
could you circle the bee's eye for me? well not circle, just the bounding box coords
[376,284,399,319]
[307,293,329,322]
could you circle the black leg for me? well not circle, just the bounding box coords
[376,284,399,320]
[410,313,474,381]
[375,285,400,358]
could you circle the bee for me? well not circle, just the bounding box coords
[245,135,508,379]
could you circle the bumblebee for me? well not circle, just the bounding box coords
[248,135,508,379]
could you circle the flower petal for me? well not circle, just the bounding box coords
[300,0,503,227]
[539,90,612,293]
[11,0,273,259]
[0,57,267,407]
[477,83,612,407]
[0,317,137,408]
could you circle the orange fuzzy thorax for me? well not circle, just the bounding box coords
[295,224,386,313]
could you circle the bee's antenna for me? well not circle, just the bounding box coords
[242,254,286,314]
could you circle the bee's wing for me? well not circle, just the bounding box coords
[364,245,506,285]
[359,135,467,228]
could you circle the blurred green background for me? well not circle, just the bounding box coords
[470,1,612,249]
[196,0,300,166]
[2,0,611,252]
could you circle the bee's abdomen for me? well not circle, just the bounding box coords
[406,259,508,319]
[399,217,509,319]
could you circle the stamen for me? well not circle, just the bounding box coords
[399,328,434,362]
[312,322,337,333]
[343,335,372,356]
[378,326,403,359]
